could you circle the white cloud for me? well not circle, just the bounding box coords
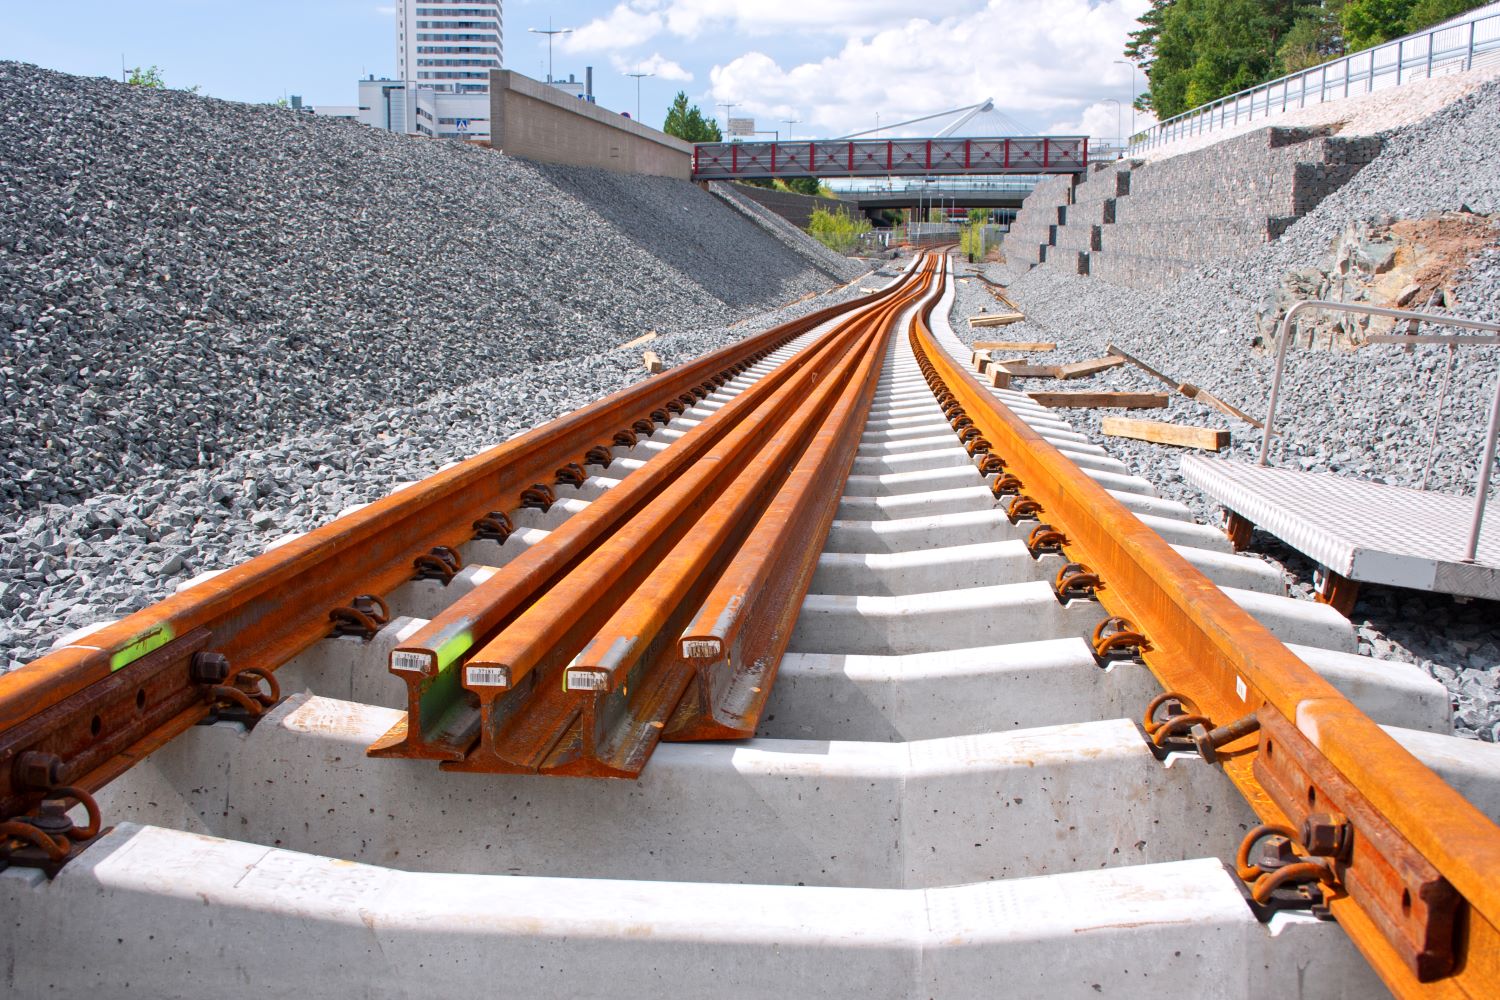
[661,0,973,39]
[706,1,1152,139]
[373,4,395,14]
[611,52,694,82]
[561,2,665,53]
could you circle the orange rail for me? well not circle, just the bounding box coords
[0,276,900,833]
[907,279,1500,998]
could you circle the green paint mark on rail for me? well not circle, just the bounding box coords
[109,624,174,672]
[435,631,472,672]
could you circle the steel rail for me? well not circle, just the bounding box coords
[908,289,1500,997]
[544,262,934,772]
[0,277,904,835]
[434,258,940,774]
[672,256,947,740]
[369,262,930,764]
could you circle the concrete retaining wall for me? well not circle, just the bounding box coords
[488,70,693,179]
[998,173,1074,272]
[726,184,858,228]
[1006,126,1380,288]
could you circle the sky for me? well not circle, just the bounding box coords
[0,0,1157,143]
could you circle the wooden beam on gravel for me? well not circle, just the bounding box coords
[1101,416,1229,451]
[1028,391,1169,409]
[968,313,1026,328]
[1054,356,1126,380]
[618,331,658,351]
[973,341,1055,351]
[643,350,664,374]
[999,361,1060,378]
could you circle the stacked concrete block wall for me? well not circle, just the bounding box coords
[1002,126,1379,289]
[998,174,1074,277]
[1087,127,1380,288]
[1043,162,1132,277]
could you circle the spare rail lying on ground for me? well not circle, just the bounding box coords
[372,257,938,775]
[908,296,1500,999]
[0,273,913,865]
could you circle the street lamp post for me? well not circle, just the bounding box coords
[782,117,801,140]
[528,22,573,83]
[1101,97,1122,153]
[717,101,739,137]
[1113,59,1138,139]
[626,69,653,120]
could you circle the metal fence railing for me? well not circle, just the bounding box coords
[1130,9,1500,153]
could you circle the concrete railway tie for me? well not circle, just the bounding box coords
[2,254,1498,998]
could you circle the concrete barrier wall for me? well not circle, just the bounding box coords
[726,184,858,228]
[488,70,693,180]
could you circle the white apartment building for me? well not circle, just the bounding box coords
[397,0,502,92]
[358,0,501,140]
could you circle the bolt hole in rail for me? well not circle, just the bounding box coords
[0,253,1498,997]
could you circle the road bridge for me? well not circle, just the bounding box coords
[691,136,1088,181]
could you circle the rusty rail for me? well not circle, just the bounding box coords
[0,273,911,856]
[373,256,940,775]
[907,288,1500,998]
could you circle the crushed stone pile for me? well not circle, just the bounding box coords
[0,61,867,667]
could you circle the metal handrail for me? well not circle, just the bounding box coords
[1260,299,1500,562]
[1132,10,1500,153]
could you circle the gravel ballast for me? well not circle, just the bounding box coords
[967,78,1500,739]
[0,61,868,668]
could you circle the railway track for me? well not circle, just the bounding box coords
[1,251,1498,998]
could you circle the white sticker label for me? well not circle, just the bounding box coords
[566,670,609,692]
[465,666,509,687]
[681,639,721,659]
[1236,675,1247,702]
[391,651,434,675]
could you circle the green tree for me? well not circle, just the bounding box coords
[782,177,821,196]
[1277,7,1346,72]
[1124,0,1175,111]
[1404,0,1488,32]
[1142,0,1321,118]
[1343,0,1486,49]
[663,91,722,143]
[126,65,165,88]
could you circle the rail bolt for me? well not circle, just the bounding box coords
[14,751,63,790]
[190,651,231,685]
[1300,812,1352,860]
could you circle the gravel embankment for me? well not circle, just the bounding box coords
[0,61,869,667]
[967,78,1500,739]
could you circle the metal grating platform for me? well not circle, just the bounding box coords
[1181,455,1500,600]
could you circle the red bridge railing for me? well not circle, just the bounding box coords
[691,136,1088,180]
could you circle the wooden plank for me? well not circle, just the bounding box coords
[642,350,664,374]
[999,361,1061,378]
[1028,391,1169,409]
[1054,355,1127,380]
[973,340,1055,351]
[617,330,658,351]
[987,367,1012,389]
[966,313,1026,328]
[1101,417,1230,451]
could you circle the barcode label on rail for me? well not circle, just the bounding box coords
[682,639,722,658]
[566,670,609,692]
[1236,675,1247,702]
[391,651,434,675]
[465,666,509,687]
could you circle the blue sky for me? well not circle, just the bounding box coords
[1,1,1154,141]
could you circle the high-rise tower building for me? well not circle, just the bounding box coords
[396,0,503,94]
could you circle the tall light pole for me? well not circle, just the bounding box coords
[717,101,739,138]
[528,21,573,83]
[626,69,653,120]
[1101,97,1122,151]
[782,117,801,140]
[1113,59,1138,139]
